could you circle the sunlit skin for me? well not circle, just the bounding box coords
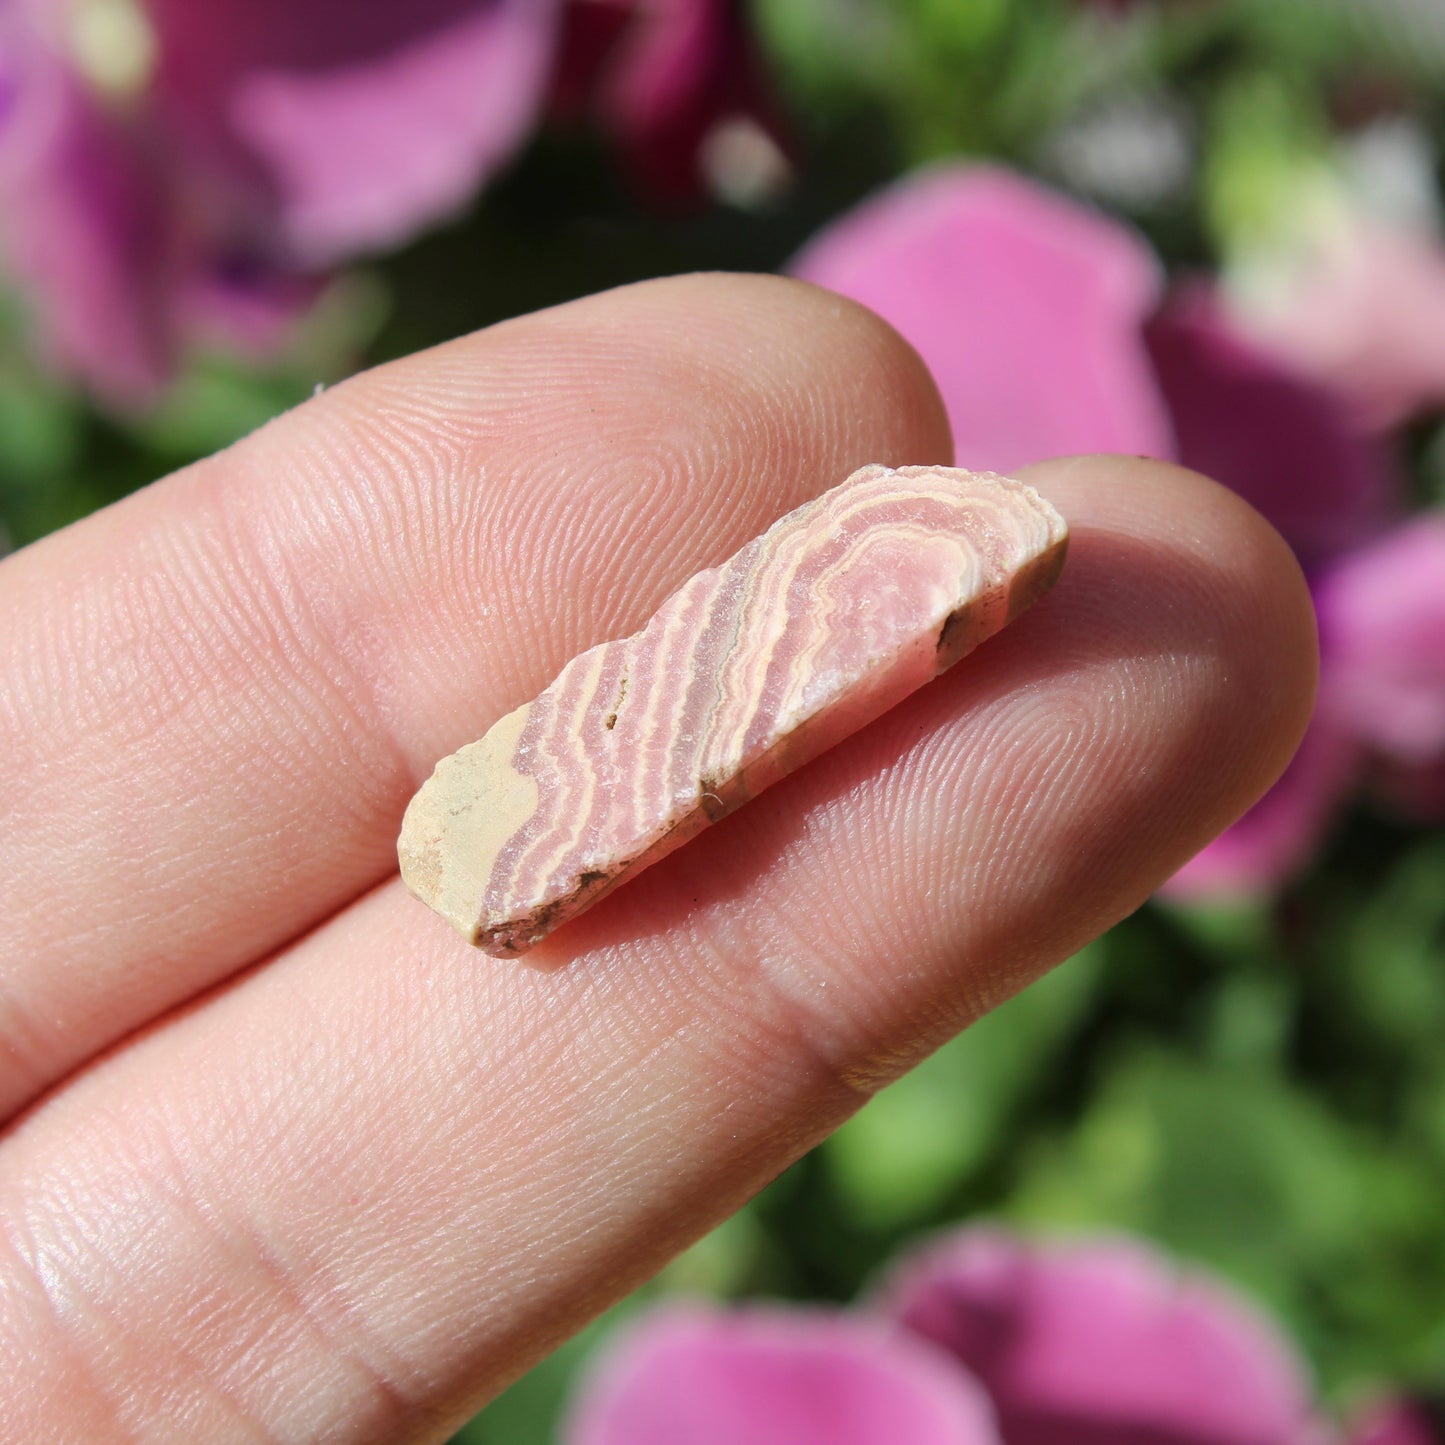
[0,276,1316,1441]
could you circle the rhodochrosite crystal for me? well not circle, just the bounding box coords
[399,464,1068,954]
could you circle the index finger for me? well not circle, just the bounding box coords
[0,275,951,1120]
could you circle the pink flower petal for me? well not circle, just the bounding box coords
[226,4,558,265]
[790,166,1175,474]
[880,1229,1324,1445]
[179,253,323,355]
[1241,218,1445,430]
[1144,286,1402,569]
[0,53,170,403]
[4,0,560,396]
[1315,513,1445,766]
[564,1303,1001,1445]
[147,0,560,266]
[1162,716,1356,900]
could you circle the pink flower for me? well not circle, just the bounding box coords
[563,1229,1329,1444]
[0,0,560,403]
[142,0,562,268]
[1315,515,1445,768]
[0,0,787,402]
[792,165,1445,897]
[1141,287,1398,571]
[566,1304,1001,1445]
[1235,215,1445,431]
[881,1230,1324,1445]
[790,166,1174,475]
[0,30,171,400]
[1139,289,1436,897]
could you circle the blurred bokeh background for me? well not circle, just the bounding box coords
[3,1,1444,1439]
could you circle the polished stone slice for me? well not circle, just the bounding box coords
[399,464,1068,955]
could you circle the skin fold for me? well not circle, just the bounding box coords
[0,275,1316,1442]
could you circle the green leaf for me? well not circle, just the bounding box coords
[1202,67,1333,259]
[1343,835,1445,1050]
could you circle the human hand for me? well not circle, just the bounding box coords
[0,276,1315,1440]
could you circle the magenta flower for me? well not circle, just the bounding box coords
[1315,515,1445,773]
[564,1229,1328,1444]
[792,165,1445,897]
[0,0,558,402]
[0,0,787,402]
[880,1230,1324,1445]
[1140,286,1398,571]
[1235,213,1445,431]
[143,0,561,267]
[565,1304,1001,1445]
[790,166,1174,474]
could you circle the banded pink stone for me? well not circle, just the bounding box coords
[398,464,1068,955]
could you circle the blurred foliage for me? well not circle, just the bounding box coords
[2,0,1443,1437]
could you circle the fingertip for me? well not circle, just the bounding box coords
[1015,452,1319,816]
[307,272,955,487]
[232,271,960,770]
[736,274,955,468]
[607,447,1325,1081]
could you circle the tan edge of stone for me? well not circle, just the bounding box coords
[397,703,539,944]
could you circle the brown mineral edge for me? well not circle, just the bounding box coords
[399,463,1068,955]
